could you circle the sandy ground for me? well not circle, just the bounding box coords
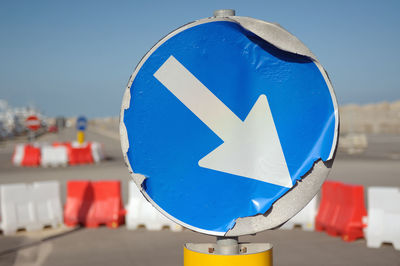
[0,126,399,266]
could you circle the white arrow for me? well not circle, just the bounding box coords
[154,56,293,188]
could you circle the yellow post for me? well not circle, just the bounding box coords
[77,130,85,144]
[184,243,273,266]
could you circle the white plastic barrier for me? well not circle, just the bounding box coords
[41,146,68,167]
[364,187,400,250]
[281,195,318,231]
[91,142,104,163]
[126,181,183,232]
[12,144,25,166]
[0,181,63,235]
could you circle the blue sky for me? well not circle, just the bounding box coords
[0,0,399,117]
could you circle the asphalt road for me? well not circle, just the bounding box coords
[0,127,399,266]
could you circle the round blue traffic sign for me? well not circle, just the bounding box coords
[120,17,338,235]
[76,116,87,131]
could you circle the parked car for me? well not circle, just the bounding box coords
[48,125,58,133]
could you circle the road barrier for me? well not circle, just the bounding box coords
[13,141,104,167]
[0,181,63,235]
[315,181,339,233]
[41,145,68,167]
[86,181,125,228]
[0,176,396,252]
[68,142,94,165]
[90,142,104,163]
[64,180,125,228]
[64,180,92,227]
[364,187,400,250]
[126,181,183,231]
[12,144,41,167]
[22,145,41,167]
[12,144,25,166]
[281,195,318,231]
[316,181,367,241]
[64,141,104,165]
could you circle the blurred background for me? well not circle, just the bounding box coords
[0,0,399,265]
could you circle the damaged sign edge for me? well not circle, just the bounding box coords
[119,15,339,236]
[231,16,339,161]
[225,157,336,236]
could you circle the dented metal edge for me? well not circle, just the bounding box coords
[226,106,339,236]
[231,16,339,160]
[230,16,317,61]
[119,75,146,188]
[119,15,339,236]
[223,17,339,235]
[226,159,332,236]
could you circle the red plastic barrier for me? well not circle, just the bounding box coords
[53,142,94,166]
[64,181,93,227]
[21,145,41,167]
[315,181,367,241]
[315,181,340,232]
[68,143,94,165]
[64,180,125,228]
[86,181,125,228]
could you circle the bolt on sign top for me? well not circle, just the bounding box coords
[120,12,339,236]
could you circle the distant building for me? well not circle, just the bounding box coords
[0,99,45,139]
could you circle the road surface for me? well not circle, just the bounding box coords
[0,126,399,266]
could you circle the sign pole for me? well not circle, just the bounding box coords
[184,236,273,266]
[77,130,85,144]
[215,236,239,254]
[28,131,34,143]
[76,116,88,145]
[25,115,40,144]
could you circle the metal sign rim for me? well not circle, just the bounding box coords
[119,16,339,236]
